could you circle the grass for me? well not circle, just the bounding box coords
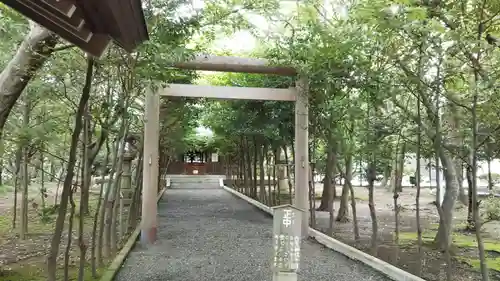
[0,209,55,240]
[0,195,110,280]
[0,262,46,281]
[0,196,101,237]
[246,185,369,202]
[398,227,500,272]
[273,192,368,202]
[467,258,500,273]
[0,185,13,196]
[0,262,107,281]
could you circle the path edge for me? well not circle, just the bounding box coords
[99,184,169,281]
[221,184,426,281]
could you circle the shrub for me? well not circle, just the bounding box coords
[484,196,500,221]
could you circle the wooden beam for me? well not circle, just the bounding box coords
[3,0,111,58]
[75,0,149,52]
[17,0,92,41]
[174,55,297,76]
[41,0,76,17]
[159,84,296,101]
[40,0,86,29]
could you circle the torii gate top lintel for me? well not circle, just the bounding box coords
[160,55,301,102]
[173,55,298,77]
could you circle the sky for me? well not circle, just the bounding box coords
[186,0,259,53]
[208,0,348,53]
[195,0,311,53]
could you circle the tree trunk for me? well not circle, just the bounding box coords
[472,67,489,280]
[64,185,76,281]
[82,105,117,215]
[54,163,65,205]
[318,136,335,211]
[336,181,350,222]
[433,149,459,249]
[259,142,266,203]
[20,96,31,240]
[337,143,352,222]
[252,138,258,199]
[110,123,129,253]
[103,135,121,257]
[50,162,55,182]
[380,165,391,189]
[96,139,110,266]
[127,147,142,232]
[395,143,405,192]
[368,159,378,256]
[345,155,359,241]
[318,176,330,211]
[466,165,474,230]
[416,92,423,276]
[389,160,397,192]
[393,142,406,263]
[46,75,90,281]
[75,58,94,280]
[0,23,57,139]
[266,146,272,206]
[80,157,91,215]
[12,145,22,229]
[284,146,293,203]
[447,102,467,205]
[0,144,3,186]
[40,146,46,209]
[327,145,336,235]
[91,149,108,276]
[456,158,468,204]
[487,156,492,191]
[274,149,280,205]
[244,138,251,196]
[308,163,316,228]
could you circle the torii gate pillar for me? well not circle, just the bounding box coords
[294,77,309,237]
[141,88,160,244]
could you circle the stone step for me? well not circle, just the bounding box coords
[166,174,224,184]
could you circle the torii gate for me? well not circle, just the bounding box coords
[141,55,310,244]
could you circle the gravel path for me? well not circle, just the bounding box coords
[114,182,391,281]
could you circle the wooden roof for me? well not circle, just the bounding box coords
[2,0,149,58]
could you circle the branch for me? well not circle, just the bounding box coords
[394,59,472,111]
[53,44,75,52]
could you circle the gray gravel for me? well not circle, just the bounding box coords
[114,182,391,281]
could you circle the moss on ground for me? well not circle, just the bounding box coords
[0,185,13,196]
[399,229,500,272]
[0,194,108,280]
[0,263,106,281]
[466,258,500,272]
[0,263,45,281]
[273,192,368,202]
[0,196,100,238]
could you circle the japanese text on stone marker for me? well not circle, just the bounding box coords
[282,209,294,227]
[273,234,300,270]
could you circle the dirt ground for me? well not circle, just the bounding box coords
[0,181,113,280]
[6,178,498,280]
[310,184,500,281]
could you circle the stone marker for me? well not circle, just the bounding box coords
[271,204,305,281]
